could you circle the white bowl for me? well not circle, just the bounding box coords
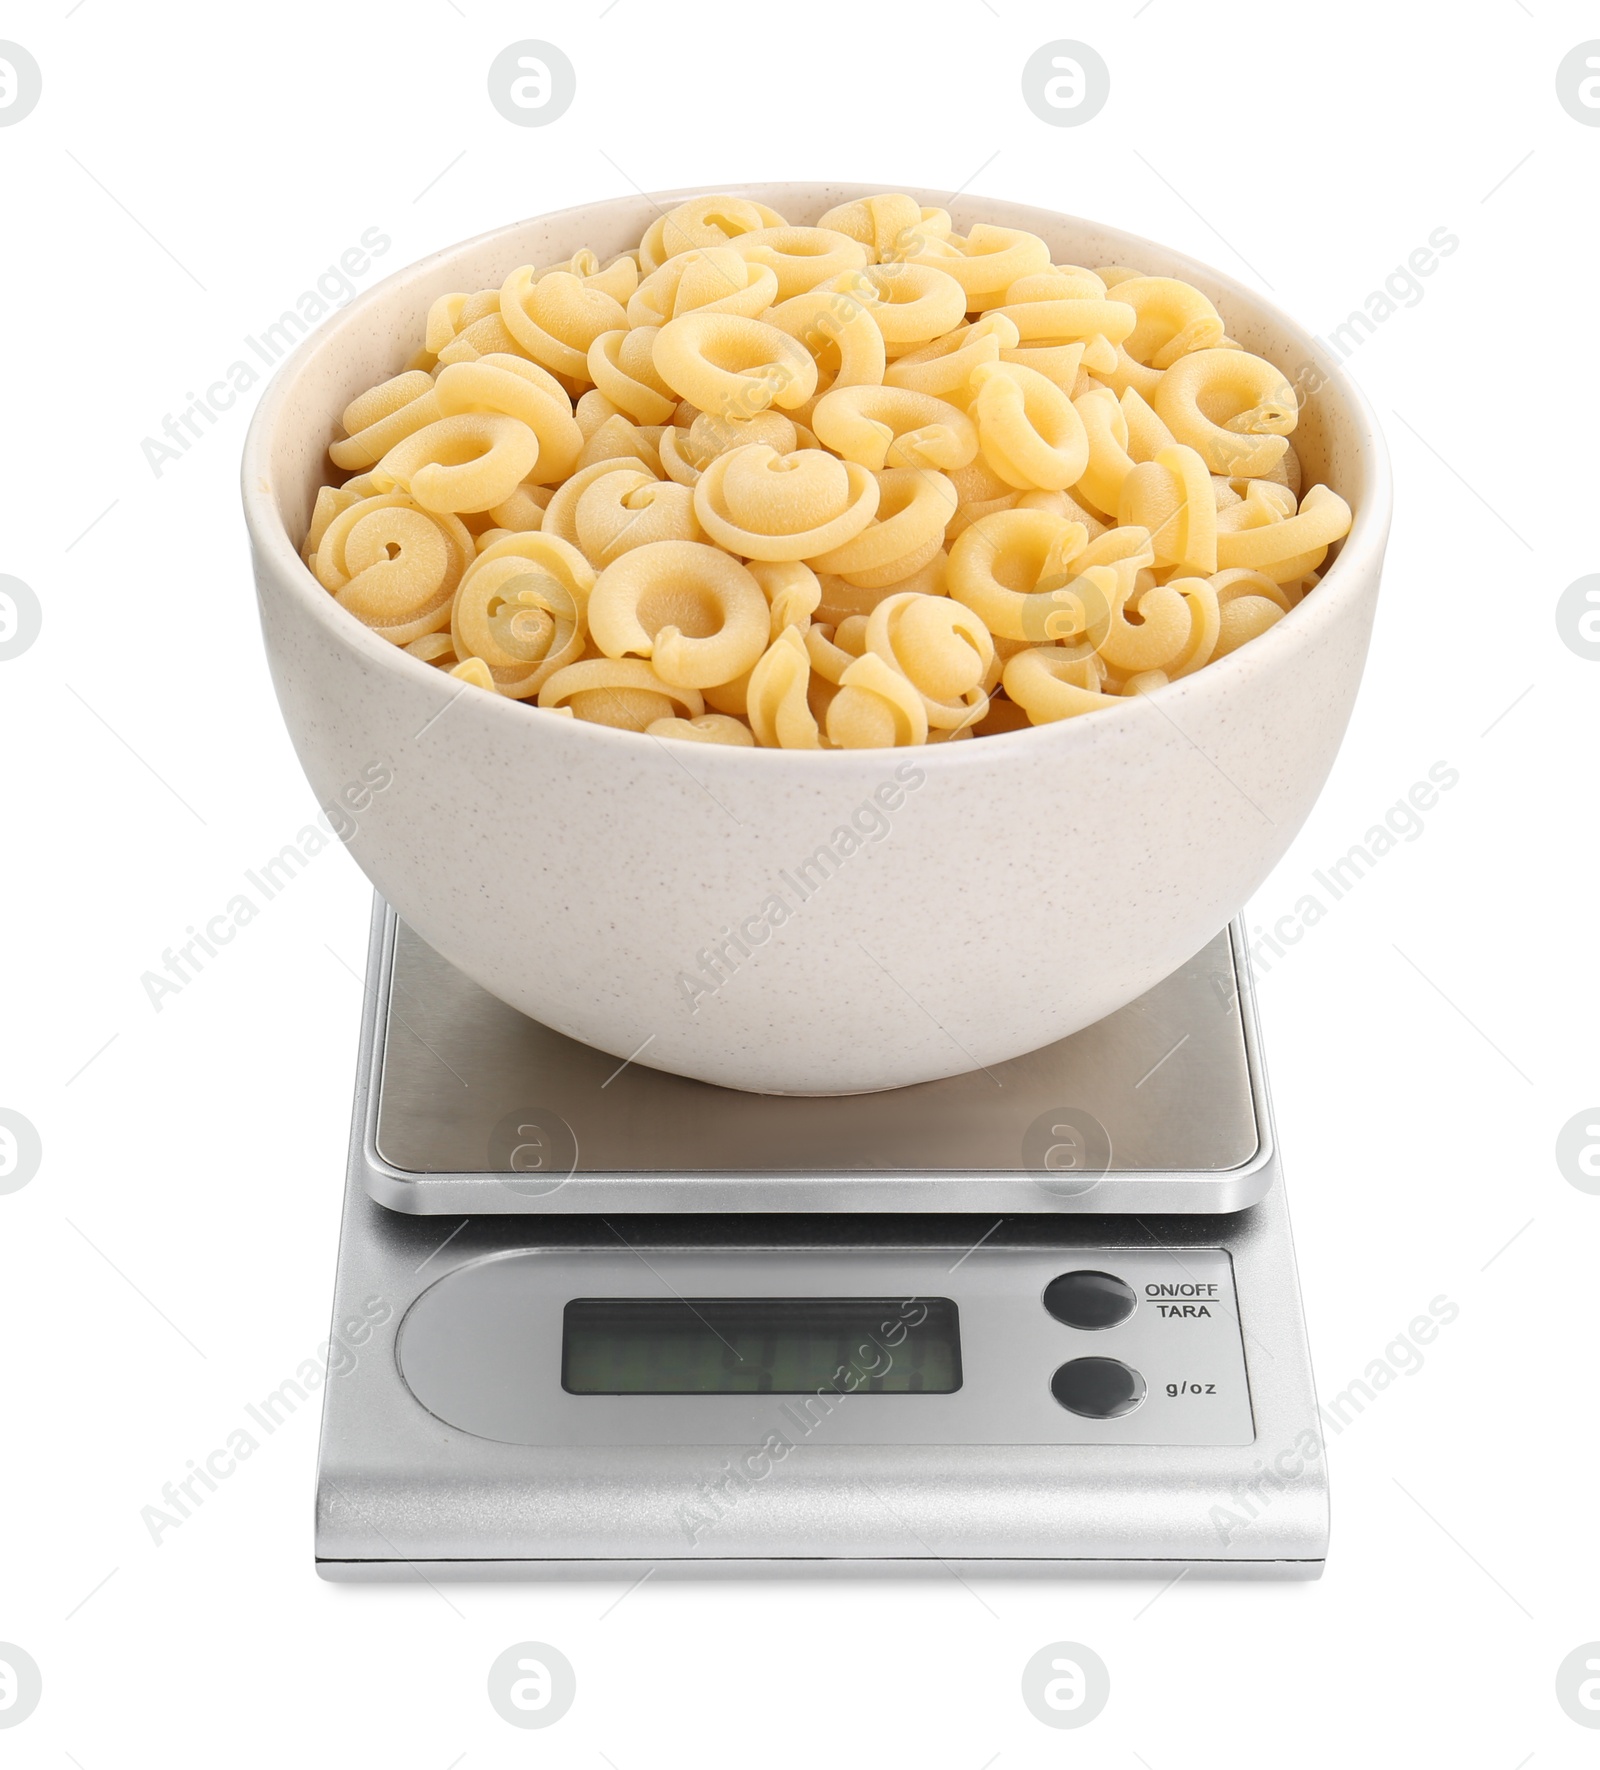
[242,183,1391,1094]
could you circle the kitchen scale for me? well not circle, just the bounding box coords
[314,896,1328,1579]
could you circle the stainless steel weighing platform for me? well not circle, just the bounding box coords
[315,898,1328,1579]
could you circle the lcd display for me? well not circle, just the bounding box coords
[561,1296,961,1395]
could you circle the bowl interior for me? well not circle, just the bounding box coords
[249,184,1381,605]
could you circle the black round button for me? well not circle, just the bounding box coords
[1050,1357,1146,1419]
[1043,1270,1136,1331]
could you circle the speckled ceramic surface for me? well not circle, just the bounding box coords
[241,184,1392,1094]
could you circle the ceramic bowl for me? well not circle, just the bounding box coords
[242,183,1391,1094]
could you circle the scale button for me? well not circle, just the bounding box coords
[1050,1357,1146,1419]
[1042,1270,1136,1330]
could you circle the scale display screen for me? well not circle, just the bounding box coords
[562,1297,962,1395]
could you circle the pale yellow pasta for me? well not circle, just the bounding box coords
[946,507,1090,642]
[749,559,823,637]
[586,329,679,425]
[500,265,628,380]
[885,313,1018,403]
[915,223,1052,309]
[1116,443,1218,576]
[660,409,804,486]
[826,263,968,358]
[329,372,442,471]
[652,313,818,419]
[588,539,769,688]
[572,466,701,565]
[819,193,952,262]
[1002,647,1120,722]
[1153,348,1298,477]
[372,413,540,514]
[1073,385,1138,515]
[537,657,704,730]
[627,247,779,327]
[826,650,930,748]
[638,194,788,272]
[574,415,664,477]
[694,444,878,560]
[807,467,956,587]
[306,199,1354,741]
[865,591,993,730]
[765,289,887,421]
[645,712,756,746]
[810,384,976,473]
[730,227,869,300]
[969,361,1090,491]
[1213,594,1286,657]
[746,626,822,749]
[1214,483,1351,581]
[450,532,592,697]
[312,493,473,644]
[433,354,584,484]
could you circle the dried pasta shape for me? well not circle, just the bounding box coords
[1214,483,1351,582]
[574,467,701,565]
[946,507,1093,642]
[543,248,640,305]
[304,483,364,562]
[405,631,458,667]
[425,290,498,355]
[1072,385,1137,515]
[433,354,583,484]
[992,293,1136,352]
[1002,648,1121,723]
[541,456,664,547]
[1153,348,1298,476]
[500,266,629,380]
[313,494,473,645]
[746,626,822,749]
[329,372,442,471]
[885,313,1018,404]
[373,413,541,514]
[911,223,1052,309]
[660,409,803,486]
[586,328,679,425]
[826,264,968,358]
[819,193,951,262]
[574,415,664,476]
[825,651,930,748]
[1120,386,1178,462]
[652,313,819,418]
[806,467,957,588]
[970,361,1091,491]
[627,247,779,327]
[1210,567,1295,613]
[811,384,976,472]
[749,559,823,637]
[730,226,869,300]
[766,289,888,422]
[537,657,704,730]
[1096,571,1203,675]
[587,539,770,688]
[450,532,593,697]
[1115,443,1218,575]
[486,479,554,535]
[645,713,756,746]
[865,591,993,730]
[638,194,788,272]
[1213,594,1286,657]
[1162,576,1222,678]
[694,444,879,561]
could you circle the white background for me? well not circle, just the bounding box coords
[2,0,1595,1762]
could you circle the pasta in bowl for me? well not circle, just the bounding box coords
[243,184,1390,1094]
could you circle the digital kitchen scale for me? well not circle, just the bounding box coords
[314,897,1328,1579]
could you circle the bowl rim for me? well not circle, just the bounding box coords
[241,181,1393,774]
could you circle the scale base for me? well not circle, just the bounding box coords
[314,903,1328,1579]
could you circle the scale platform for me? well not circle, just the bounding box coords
[315,899,1328,1579]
